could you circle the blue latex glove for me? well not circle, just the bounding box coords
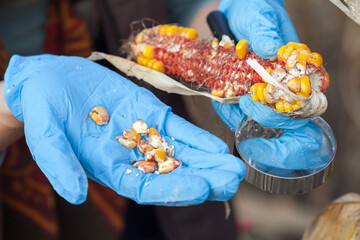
[213,95,330,173]
[4,55,246,206]
[219,0,299,59]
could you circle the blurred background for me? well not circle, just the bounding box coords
[0,0,359,239]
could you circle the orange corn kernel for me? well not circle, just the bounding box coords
[136,160,156,173]
[158,157,176,174]
[307,52,323,67]
[166,25,179,36]
[211,89,225,97]
[277,45,286,62]
[155,148,165,163]
[89,106,109,125]
[123,129,141,142]
[236,39,249,59]
[146,59,157,69]
[137,140,154,153]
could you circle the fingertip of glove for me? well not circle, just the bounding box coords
[53,178,88,205]
[208,171,240,201]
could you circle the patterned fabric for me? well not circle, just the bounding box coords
[0,0,128,238]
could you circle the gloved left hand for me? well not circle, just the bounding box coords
[4,54,245,206]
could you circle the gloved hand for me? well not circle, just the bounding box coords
[219,0,299,59]
[4,55,246,206]
[214,95,329,172]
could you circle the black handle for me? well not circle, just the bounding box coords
[206,10,236,40]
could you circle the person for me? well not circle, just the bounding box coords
[0,0,243,239]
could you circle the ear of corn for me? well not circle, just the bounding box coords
[129,25,330,118]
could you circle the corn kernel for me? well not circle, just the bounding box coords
[158,25,168,35]
[146,59,157,69]
[277,45,286,62]
[183,28,198,40]
[284,101,292,112]
[250,83,259,101]
[287,42,309,51]
[325,72,330,89]
[132,119,149,135]
[166,25,178,36]
[158,157,176,174]
[123,129,141,142]
[307,52,323,67]
[265,68,273,74]
[137,139,154,153]
[298,52,309,62]
[235,39,249,59]
[211,89,225,97]
[89,106,109,125]
[116,136,137,149]
[211,38,219,49]
[143,45,155,59]
[264,91,275,104]
[148,128,162,148]
[256,83,267,101]
[300,76,311,96]
[155,148,165,163]
[287,77,300,93]
[135,32,145,43]
[276,99,285,112]
[136,160,156,173]
[283,45,295,59]
[152,60,165,73]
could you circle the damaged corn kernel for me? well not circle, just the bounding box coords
[89,106,109,125]
[117,119,181,174]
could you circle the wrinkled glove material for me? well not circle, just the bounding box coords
[4,54,246,205]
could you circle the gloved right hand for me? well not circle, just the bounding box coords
[4,55,245,206]
[219,0,299,59]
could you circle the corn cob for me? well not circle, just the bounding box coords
[128,24,330,119]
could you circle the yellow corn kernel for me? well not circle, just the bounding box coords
[256,83,267,101]
[89,106,109,125]
[211,38,219,49]
[276,99,285,112]
[287,77,300,93]
[284,101,293,112]
[183,28,198,40]
[143,45,155,59]
[298,92,310,98]
[298,52,309,62]
[292,103,301,110]
[297,61,307,70]
[235,39,249,59]
[158,25,168,35]
[265,68,273,74]
[287,42,309,51]
[296,100,303,106]
[146,59,157,69]
[300,76,311,96]
[325,72,330,89]
[277,45,286,62]
[250,83,260,101]
[155,148,165,163]
[137,56,147,66]
[211,89,225,97]
[152,60,165,73]
[307,52,323,67]
[165,25,178,36]
[283,45,295,59]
